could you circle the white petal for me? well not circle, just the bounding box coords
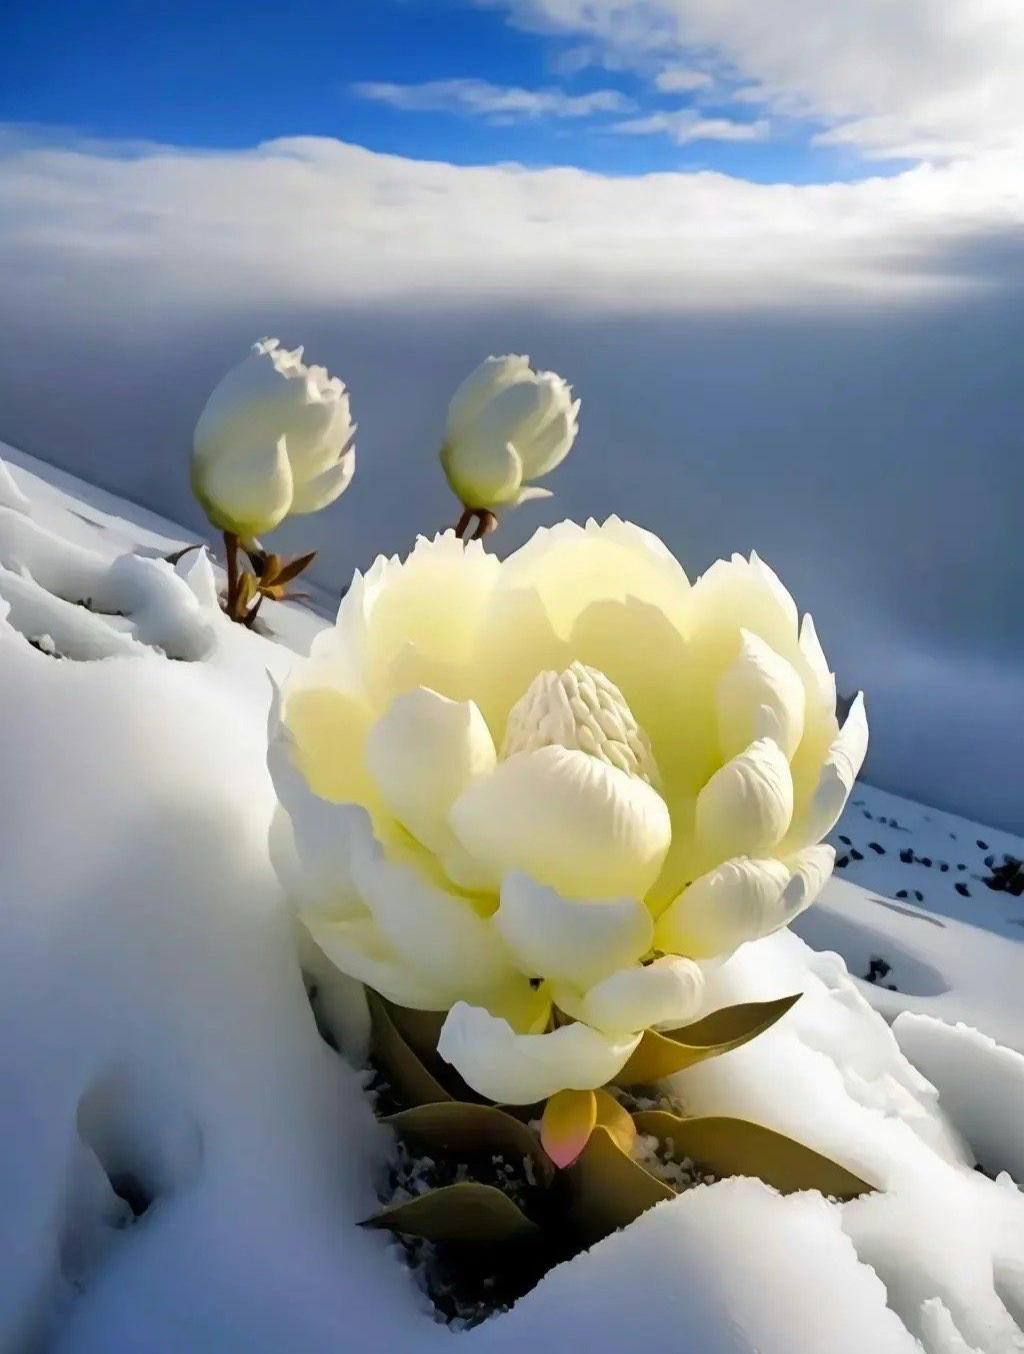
[446,355,530,438]
[794,693,869,845]
[500,516,690,638]
[365,686,496,855]
[654,856,792,959]
[717,629,806,760]
[780,844,836,923]
[563,956,706,1037]
[437,1002,640,1104]
[685,551,800,670]
[696,737,794,859]
[267,687,368,916]
[441,436,524,511]
[323,531,501,700]
[191,434,293,538]
[511,485,553,506]
[798,613,837,713]
[288,449,355,515]
[516,388,579,479]
[494,871,652,990]
[350,830,515,1003]
[448,745,672,899]
[303,915,455,1011]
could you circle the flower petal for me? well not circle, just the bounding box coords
[448,745,672,900]
[288,449,355,515]
[717,629,806,760]
[437,1003,640,1104]
[347,829,515,1004]
[446,355,530,438]
[281,675,380,806]
[365,687,496,855]
[794,693,869,845]
[541,1089,597,1168]
[494,871,653,990]
[303,915,455,1011]
[499,516,690,640]
[268,681,372,915]
[654,856,792,959]
[695,737,793,860]
[346,533,502,703]
[684,551,800,677]
[561,956,706,1037]
[192,433,293,539]
[780,844,836,923]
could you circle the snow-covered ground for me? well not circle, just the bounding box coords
[2,445,1023,1354]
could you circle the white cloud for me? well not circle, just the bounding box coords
[0,128,1021,317]
[352,78,631,122]
[480,0,1024,160]
[655,67,715,93]
[613,111,768,144]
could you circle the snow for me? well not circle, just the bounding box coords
[2,447,1024,1354]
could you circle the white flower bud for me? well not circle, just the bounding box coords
[440,354,579,513]
[191,338,355,540]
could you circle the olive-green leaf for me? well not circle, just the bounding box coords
[367,989,454,1107]
[384,1102,554,1186]
[615,993,802,1085]
[273,550,318,585]
[631,1111,875,1200]
[564,1125,675,1247]
[361,1183,538,1243]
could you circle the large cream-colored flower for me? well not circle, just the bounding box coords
[269,519,867,1103]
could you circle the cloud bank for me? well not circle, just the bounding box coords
[0,125,1021,830]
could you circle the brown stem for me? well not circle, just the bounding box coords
[452,507,499,544]
[453,507,475,540]
[471,510,498,541]
[223,530,241,620]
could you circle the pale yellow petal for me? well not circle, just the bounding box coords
[365,686,496,855]
[448,745,672,900]
[695,737,794,860]
[494,871,653,990]
[437,1003,640,1104]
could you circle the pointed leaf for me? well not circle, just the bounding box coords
[273,550,318,585]
[564,1125,674,1246]
[541,1090,597,1169]
[164,543,203,566]
[361,1182,538,1243]
[616,993,801,1085]
[594,1089,637,1157]
[367,988,454,1107]
[631,1111,875,1200]
[385,1102,553,1185]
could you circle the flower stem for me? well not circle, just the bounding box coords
[223,530,241,620]
[452,508,498,543]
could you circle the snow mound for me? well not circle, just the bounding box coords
[894,1014,1024,1184]
[2,452,1024,1354]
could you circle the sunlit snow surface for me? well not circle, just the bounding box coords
[1,444,1023,1354]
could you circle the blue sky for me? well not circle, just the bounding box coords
[0,0,893,183]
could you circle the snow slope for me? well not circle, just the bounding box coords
[1,449,1023,1354]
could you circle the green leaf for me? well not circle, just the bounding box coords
[563,1125,675,1246]
[361,1183,538,1243]
[631,1111,875,1200]
[385,1102,554,1186]
[367,989,454,1107]
[615,993,802,1085]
